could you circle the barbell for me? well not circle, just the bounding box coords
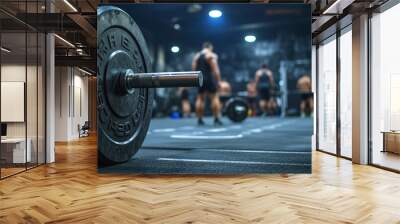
[223,97,249,123]
[97,6,202,165]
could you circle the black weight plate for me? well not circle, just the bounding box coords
[225,97,249,123]
[97,6,154,165]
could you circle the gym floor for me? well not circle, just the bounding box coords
[99,117,312,174]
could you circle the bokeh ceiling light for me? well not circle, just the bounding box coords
[171,46,180,53]
[208,10,222,18]
[188,4,202,13]
[244,35,256,43]
[173,24,181,30]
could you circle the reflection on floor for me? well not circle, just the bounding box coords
[373,150,400,170]
[0,163,43,179]
[0,167,25,178]
[99,117,313,174]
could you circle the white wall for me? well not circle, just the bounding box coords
[1,82,25,122]
[1,65,26,138]
[1,63,46,164]
[1,65,35,138]
[55,67,69,141]
[54,67,89,141]
[71,73,89,138]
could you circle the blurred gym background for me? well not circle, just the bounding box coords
[117,3,312,118]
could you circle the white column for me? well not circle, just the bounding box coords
[352,14,369,164]
[45,1,55,163]
[311,45,317,150]
[46,33,55,163]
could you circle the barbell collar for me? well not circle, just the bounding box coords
[124,70,203,91]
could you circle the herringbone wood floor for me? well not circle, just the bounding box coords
[1,136,400,224]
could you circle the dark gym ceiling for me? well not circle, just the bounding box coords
[0,0,389,75]
[119,3,310,48]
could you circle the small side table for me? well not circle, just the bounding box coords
[381,131,400,154]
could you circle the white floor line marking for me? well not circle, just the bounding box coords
[169,120,297,139]
[260,120,294,130]
[180,126,195,130]
[205,128,227,133]
[240,120,294,136]
[153,128,176,133]
[231,125,242,129]
[157,158,311,166]
[200,149,311,154]
[191,131,204,135]
[170,134,243,139]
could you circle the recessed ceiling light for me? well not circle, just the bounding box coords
[54,34,75,48]
[78,67,93,76]
[63,0,78,12]
[322,0,343,14]
[1,47,11,53]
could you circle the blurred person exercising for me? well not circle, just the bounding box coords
[297,74,313,117]
[246,80,257,116]
[179,87,191,118]
[219,79,232,106]
[192,42,223,126]
[255,64,275,116]
[219,80,232,97]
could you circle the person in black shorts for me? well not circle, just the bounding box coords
[192,42,223,126]
[255,64,275,116]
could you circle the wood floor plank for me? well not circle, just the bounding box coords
[0,135,400,223]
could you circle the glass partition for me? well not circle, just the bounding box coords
[27,30,38,169]
[1,31,28,177]
[317,35,337,154]
[0,1,46,179]
[370,3,400,171]
[339,28,352,158]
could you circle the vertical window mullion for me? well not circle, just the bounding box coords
[336,29,341,157]
[36,0,39,167]
[316,44,319,150]
[25,0,28,171]
[0,17,2,179]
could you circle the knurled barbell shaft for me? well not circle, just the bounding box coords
[124,70,203,90]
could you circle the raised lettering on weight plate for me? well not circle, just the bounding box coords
[108,33,117,49]
[97,39,108,66]
[121,35,130,51]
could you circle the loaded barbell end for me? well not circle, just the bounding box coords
[121,69,203,93]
